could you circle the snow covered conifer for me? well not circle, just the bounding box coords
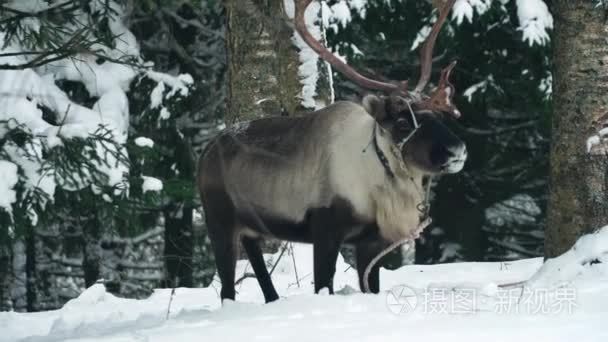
[0,0,223,310]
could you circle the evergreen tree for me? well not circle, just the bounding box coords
[0,0,224,310]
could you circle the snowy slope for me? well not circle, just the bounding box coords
[3,228,608,342]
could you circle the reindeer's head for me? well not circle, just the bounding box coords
[363,93,466,174]
[294,0,467,175]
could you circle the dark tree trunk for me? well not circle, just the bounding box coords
[81,212,101,287]
[0,243,11,311]
[25,233,37,311]
[163,205,194,288]
[546,1,608,257]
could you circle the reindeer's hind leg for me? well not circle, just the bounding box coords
[207,221,237,301]
[311,198,355,294]
[203,191,237,302]
[241,237,279,303]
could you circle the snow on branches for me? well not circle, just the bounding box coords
[452,0,494,25]
[0,160,18,213]
[285,0,370,109]
[0,0,192,230]
[515,0,553,46]
[452,0,553,46]
[285,0,326,109]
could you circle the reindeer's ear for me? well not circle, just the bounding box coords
[362,94,388,121]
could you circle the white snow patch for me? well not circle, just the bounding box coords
[451,0,553,46]
[146,71,192,120]
[463,74,500,101]
[142,176,163,193]
[587,135,601,153]
[150,81,166,109]
[159,107,172,120]
[439,242,463,262]
[146,71,193,99]
[587,127,608,153]
[330,1,351,28]
[453,0,492,25]
[528,226,608,288]
[285,0,323,109]
[135,137,155,148]
[516,0,553,46]
[284,0,368,108]
[0,160,18,214]
[539,73,552,100]
[411,25,433,51]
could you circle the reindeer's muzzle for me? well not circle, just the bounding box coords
[437,143,467,173]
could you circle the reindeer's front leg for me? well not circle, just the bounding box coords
[355,235,392,294]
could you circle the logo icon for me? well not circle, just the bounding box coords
[386,285,418,315]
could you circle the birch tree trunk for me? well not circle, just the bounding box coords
[546,1,608,257]
[225,0,331,122]
[225,0,299,122]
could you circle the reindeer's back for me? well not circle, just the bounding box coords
[197,101,372,225]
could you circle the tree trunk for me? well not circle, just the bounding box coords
[0,243,11,311]
[225,0,331,122]
[81,210,101,287]
[163,204,194,288]
[546,1,608,257]
[225,0,301,122]
[11,241,26,311]
[25,233,37,311]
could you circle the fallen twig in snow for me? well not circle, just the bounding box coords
[497,280,527,289]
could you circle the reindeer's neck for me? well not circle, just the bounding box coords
[371,123,396,179]
[374,127,427,241]
[375,124,425,185]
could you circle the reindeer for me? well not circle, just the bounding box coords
[198,0,466,303]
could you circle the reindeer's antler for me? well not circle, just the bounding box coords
[294,0,460,118]
[417,60,460,118]
[294,0,407,94]
[414,0,456,93]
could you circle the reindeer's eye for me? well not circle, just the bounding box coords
[396,118,410,131]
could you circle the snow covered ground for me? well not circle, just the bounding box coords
[3,228,608,342]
